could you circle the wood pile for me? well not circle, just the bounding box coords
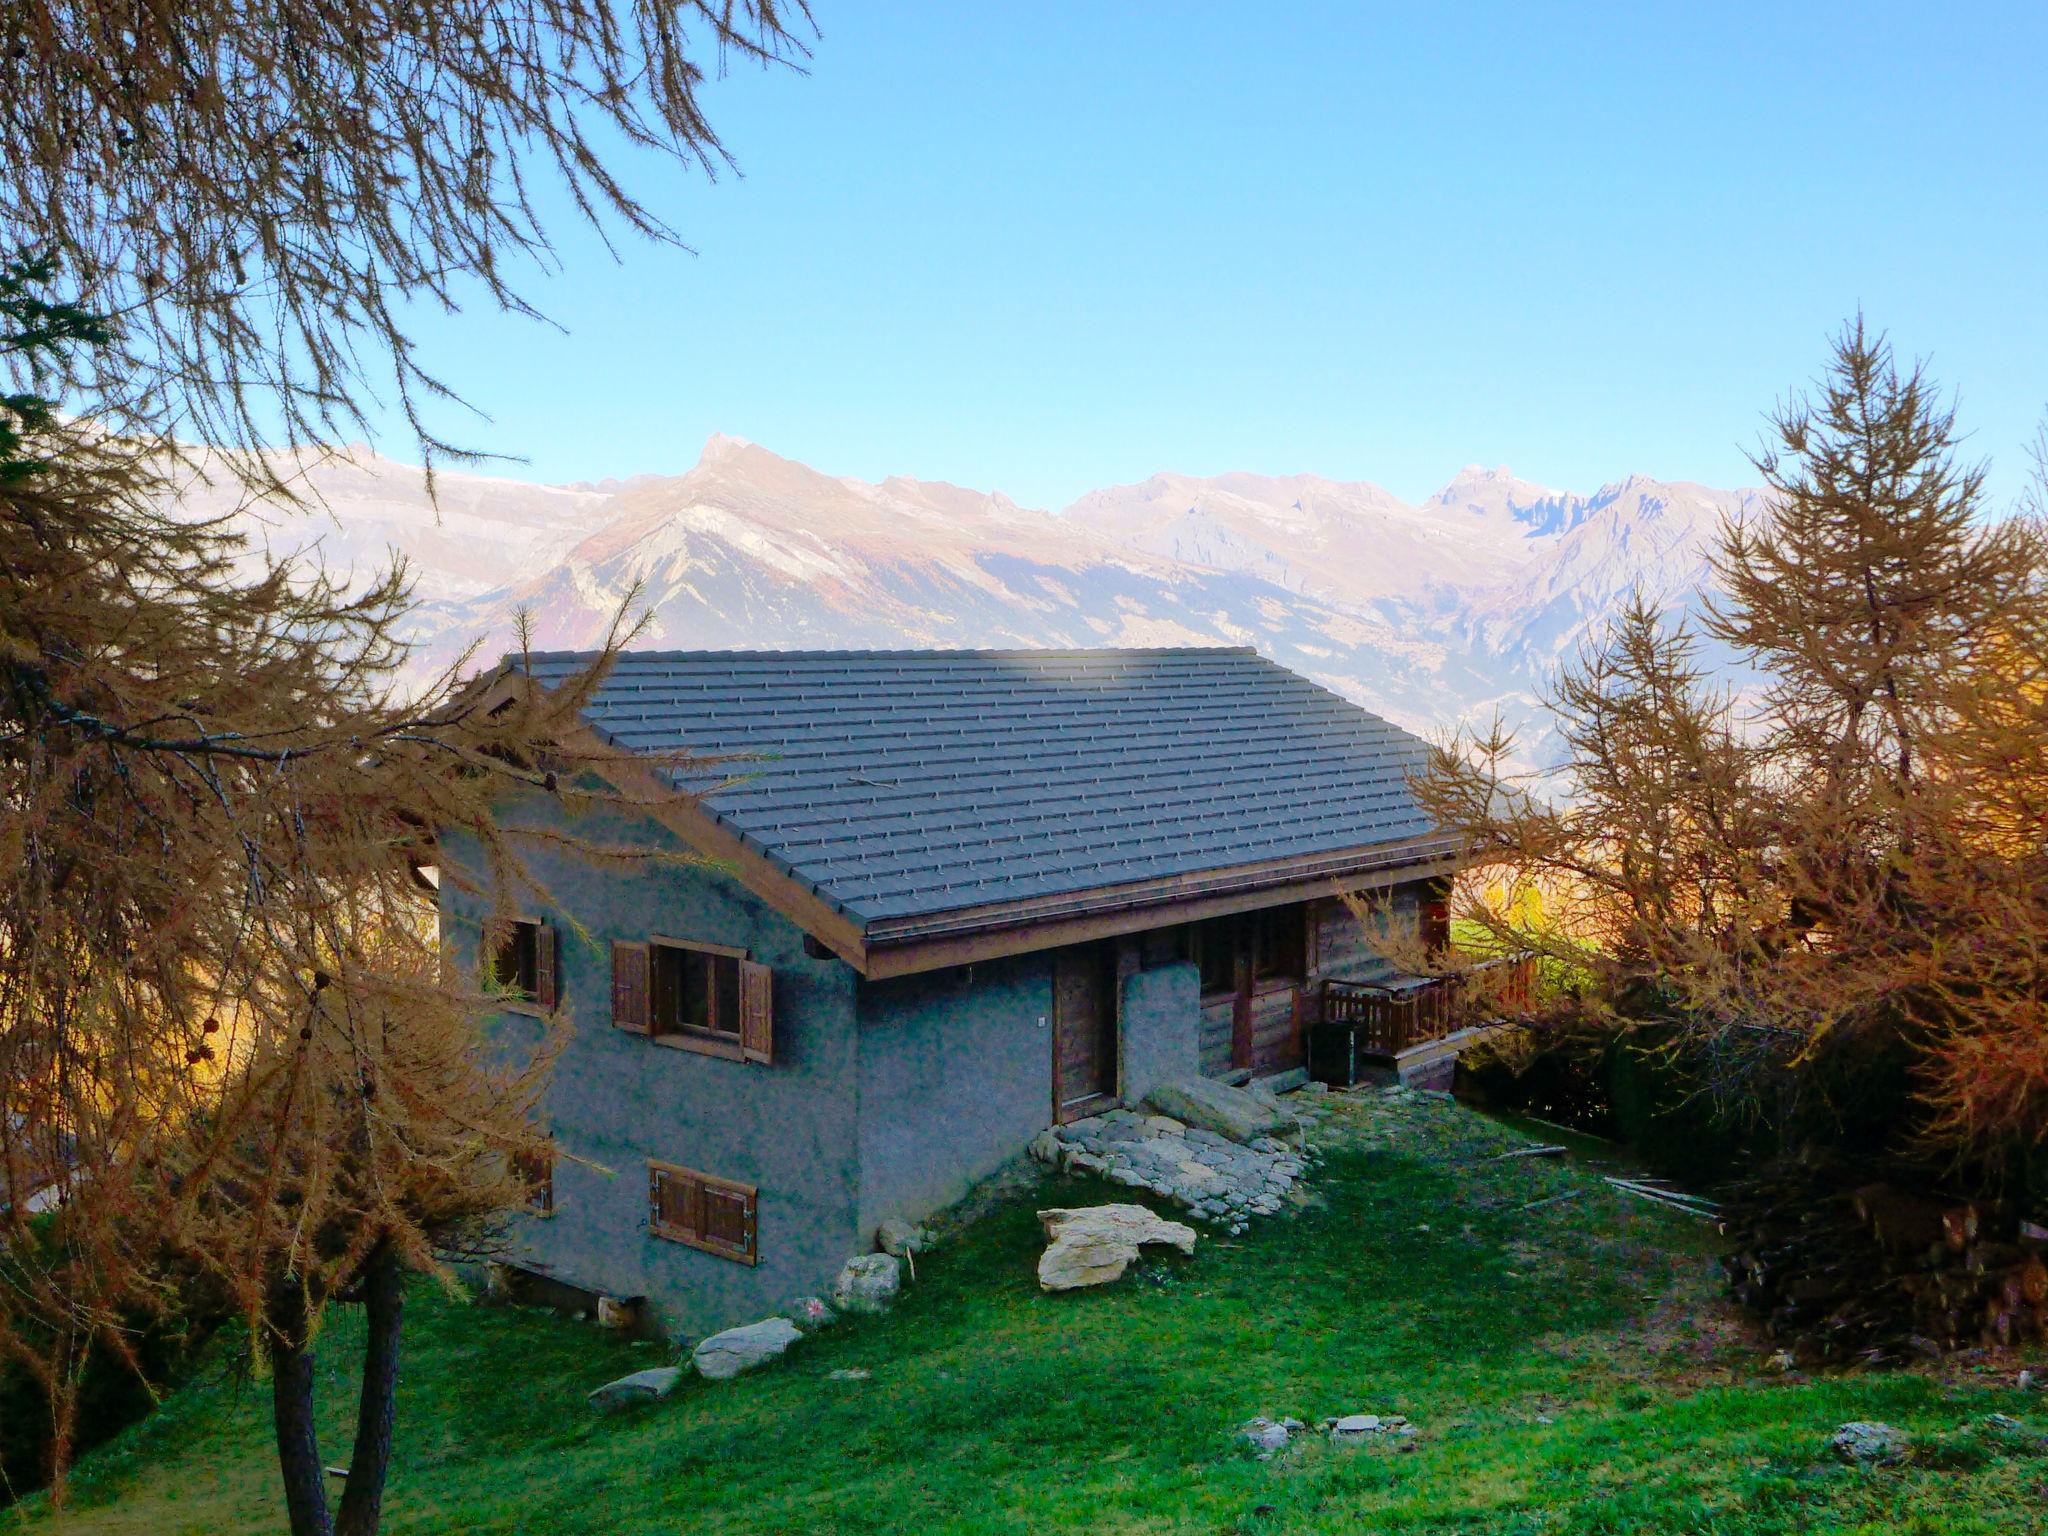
[1721,1164,2048,1365]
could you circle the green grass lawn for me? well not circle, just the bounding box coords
[18,1090,2048,1535]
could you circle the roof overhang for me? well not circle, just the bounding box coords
[856,835,1463,979]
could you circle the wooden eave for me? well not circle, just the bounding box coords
[856,837,1464,979]
[465,666,1466,983]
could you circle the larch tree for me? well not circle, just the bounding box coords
[2,1,812,473]
[1418,321,2048,1173]
[0,259,682,1532]
[1,5,811,1532]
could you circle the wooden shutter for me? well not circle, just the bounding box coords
[700,1182,757,1264]
[649,1162,687,1237]
[533,926,559,1011]
[739,960,774,1064]
[514,1147,553,1216]
[648,1160,757,1264]
[611,942,651,1034]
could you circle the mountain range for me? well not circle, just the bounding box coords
[171,435,1767,769]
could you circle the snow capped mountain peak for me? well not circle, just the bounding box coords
[178,438,1761,770]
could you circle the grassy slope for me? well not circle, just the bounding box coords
[19,1091,2048,1536]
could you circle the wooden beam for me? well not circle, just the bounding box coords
[860,857,1461,980]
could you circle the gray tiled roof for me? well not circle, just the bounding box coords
[512,648,1446,933]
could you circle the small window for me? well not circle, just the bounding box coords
[486,920,558,1011]
[511,1146,554,1217]
[653,942,743,1042]
[649,1160,757,1265]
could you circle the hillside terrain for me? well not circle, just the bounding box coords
[29,1090,2042,1535]
[172,438,1764,767]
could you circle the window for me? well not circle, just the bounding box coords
[511,1146,554,1217]
[1192,916,1242,997]
[485,919,558,1011]
[649,1160,757,1265]
[654,942,744,1042]
[610,939,774,1063]
[1190,905,1307,995]
[1251,904,1306,983]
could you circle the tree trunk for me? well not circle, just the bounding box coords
[269,1284,334,1536]
[334,1243,405,1536]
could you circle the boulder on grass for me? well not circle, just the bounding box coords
[1037,1204,1198,1291]
[875,1217,929,1257]
[692,1317,802,1381]
[1831,1421,1911,1466]
[588,1365,684,1414]
[1142,1076,1299,1147]
[832,1253,903,1314]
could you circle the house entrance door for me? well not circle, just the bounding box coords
[1053,944,1119,1123]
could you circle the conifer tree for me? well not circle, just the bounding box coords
[0,260,666,1533]
[1419,323,2048,1173]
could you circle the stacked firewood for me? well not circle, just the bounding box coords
[1721,1164,2048,1365]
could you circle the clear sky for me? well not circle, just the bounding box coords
[385,1,2048,511]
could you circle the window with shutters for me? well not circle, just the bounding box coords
[611,937,773,1063]
[648,1160,757,1265]
[485,919,558,1012]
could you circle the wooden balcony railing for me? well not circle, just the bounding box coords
[1316,953,1537,1061]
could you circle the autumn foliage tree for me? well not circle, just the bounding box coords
[1422,320,2048,1180]
[3,6,807,1530]
[0,259,689,1531]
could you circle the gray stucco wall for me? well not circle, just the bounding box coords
[853,951,1055,1238]
[442,794,862,1341]
[1119,960,1199,1105]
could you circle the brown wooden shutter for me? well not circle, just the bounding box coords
[739,960,774,1064]
[533,926,559,1011]
[611,942,651,1034]
[680,1171,705,1238]
[701,1182,757,1263]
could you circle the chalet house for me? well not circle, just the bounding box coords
[444,647,1467,1337]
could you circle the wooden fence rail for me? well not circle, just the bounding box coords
[1318,953,1537,1059]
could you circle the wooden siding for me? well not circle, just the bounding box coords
[1245,981,1302,1077]
[1193,891,1427,1080]
[1309,894,1400,986]
[1199,996,1236,1078]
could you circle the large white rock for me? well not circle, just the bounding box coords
[1036,1204,1198,1291]
[691,1317,803,1381]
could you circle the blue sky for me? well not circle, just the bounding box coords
[388,2,2047,511]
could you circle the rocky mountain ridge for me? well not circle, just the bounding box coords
[177,435,1766,767]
